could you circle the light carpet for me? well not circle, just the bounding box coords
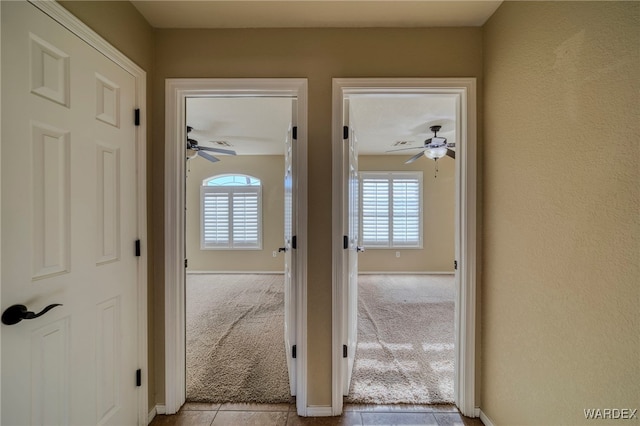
[186,273,454,405]
[345,274,455,404]
[186,274,291,403]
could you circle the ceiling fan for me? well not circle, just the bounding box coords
[186,126,237,163]
[389,125,456,164]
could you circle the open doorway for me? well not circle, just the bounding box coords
[344,93,457,405]
[184,97,293,403]
[332,78,477,417]
[164,79,308,415]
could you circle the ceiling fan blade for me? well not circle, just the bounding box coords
[405,150,425,164]
[446,149,456,159]
[198,146,237,156]
[386,145,425,153]
[216,136,273,142]
[198,151,220,163]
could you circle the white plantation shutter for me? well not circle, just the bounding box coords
[202,192,230,246]
[392,178,421,246]
[201,175,262,249]
[361,178,390,246]
[231,191,260,247]
[360,172,422,248]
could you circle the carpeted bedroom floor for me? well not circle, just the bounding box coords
[346,274,455,404]
[185,274,454,404]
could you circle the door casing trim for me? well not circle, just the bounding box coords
[331,78,477,416]
[164,78,308,416]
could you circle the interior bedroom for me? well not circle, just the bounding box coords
[184,96,294,404]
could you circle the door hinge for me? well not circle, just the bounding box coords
[292,345,297,359]
[134,109,140,126]
[343,125,349,140]
[454,260,458,270]
[136,369,142,387]
[292,126,297,140]
[343,235,349,249]
[343,345,348,358]
[292,235,297,249]
[185,259,188,268]
[135,239,141,257]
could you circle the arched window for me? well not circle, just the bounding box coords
[201,174,262,249]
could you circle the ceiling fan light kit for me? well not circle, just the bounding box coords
[424,137,449,160]
[393,124,456,165]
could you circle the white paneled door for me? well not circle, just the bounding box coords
[283,99,297,396]
[2,2,140,425]
[342,99,360,395]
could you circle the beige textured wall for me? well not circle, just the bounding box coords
[483,2,639,424]
[185,156,285,272]
[57,1,158,412]
[358,156,455,273]
[153,27,483,406]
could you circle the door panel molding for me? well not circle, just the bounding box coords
[331,78,477,417]
[164,78,308,416]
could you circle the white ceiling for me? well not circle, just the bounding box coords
[131,1,502,29]
[187,97,293,156]
[349,94,457,155]
[186,94,456,156]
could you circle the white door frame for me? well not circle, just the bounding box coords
[0,1,148,424]
[164,78,308,415]
[331,78,477,417]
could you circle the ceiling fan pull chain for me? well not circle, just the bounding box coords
[435,159,439,178]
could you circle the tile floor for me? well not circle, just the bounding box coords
[149,403,484,425]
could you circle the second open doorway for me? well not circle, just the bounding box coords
[332,78,478,416]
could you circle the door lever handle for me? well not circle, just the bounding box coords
[2,303,63,325]
[278,247,288,253]
[357,246,365,253]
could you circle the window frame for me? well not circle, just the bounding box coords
[359,171,423,249]
[200,174,263,250]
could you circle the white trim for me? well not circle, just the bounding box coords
[331,78,477,417]
[0,1,3,420]
[358,271,454,275]
[146,407,155,425]
[165,78,308,416]
[480,410,496,426]
[26,1,149,424]
[148,404,167,424]
[186,270,285,275]
[305,406,333,417]
[147,406,158,425]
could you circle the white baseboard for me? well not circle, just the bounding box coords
[147,407,156,425]
[358,271,455,275]
[479,409,496,426]
[187,270,284,275]
[305,405,333,417]
[148,405,166,424]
